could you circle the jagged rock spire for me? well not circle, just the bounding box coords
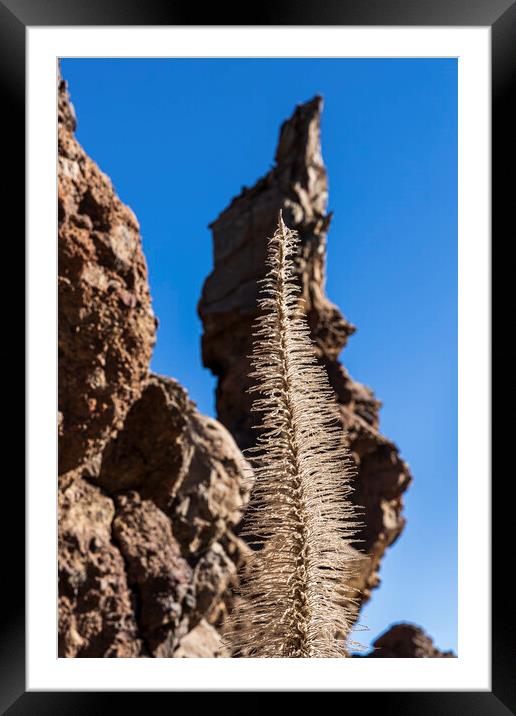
[198,97,412,609]
[199,96,354,443]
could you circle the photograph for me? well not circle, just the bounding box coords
[0,0,503,704]
[57,57,458,660]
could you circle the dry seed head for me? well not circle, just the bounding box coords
[226,211,363,658]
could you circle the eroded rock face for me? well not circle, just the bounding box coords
[58,71,156,477]
[174,620,229,658]
[112,491,193,657]
[363,623,456,658]
[59,373,249,657]
[198,96,412,607]
[58,477,142,657]
[58,71,250,657]
[96,375,250,556]
[58,371,249,657]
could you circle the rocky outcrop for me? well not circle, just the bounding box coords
[58,374,249,657]
[58,70,249,657]
[174,620,229,658]
[96,375,249,556]
[362,623,456,658]
[58,476,143,657]
[198,96,412,606]
[58,74,156,478]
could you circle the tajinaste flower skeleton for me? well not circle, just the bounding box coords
[228,212,363,658]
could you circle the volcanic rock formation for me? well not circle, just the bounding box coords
[364,623,455,658]
[58,75,156,478]
[58,71,249,657]
[198,96,412,606]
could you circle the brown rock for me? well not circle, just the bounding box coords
[58,70,250,657]
[59,371,250,657]
[174,620,229,658]
[198,96,412,608]
[95,375,192,505]
[171,397,251,556]
[58,477,142,657]
[363,623,456,658]
[191,541,237,624]
[112,491,193,656]
[96,374,250,556]
[58,69,156,477]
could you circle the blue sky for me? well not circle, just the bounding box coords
[61,58,457,653]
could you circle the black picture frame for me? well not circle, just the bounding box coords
[3,0,511,711]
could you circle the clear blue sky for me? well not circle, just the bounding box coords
[61,58,457,654]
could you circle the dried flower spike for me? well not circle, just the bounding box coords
[229,212,362,658]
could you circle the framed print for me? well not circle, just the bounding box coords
[3,0,512,710]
